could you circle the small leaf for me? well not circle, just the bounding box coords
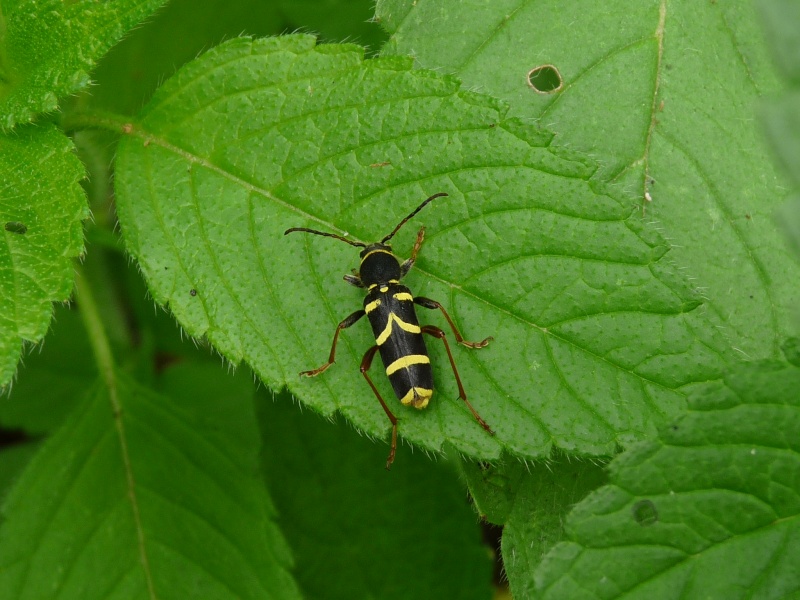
[0,0,168,128]
[0,124,87,388]
[379,0,800,362]
[0,368,301,600]
[259,391,493,599]
[534,360,800,599]
[115,35,730,463]
[461,459,607,600]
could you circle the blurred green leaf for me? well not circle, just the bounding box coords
[0,0,168,128]
[759,0,800,262]
[71,0,285,117]
[379,0,798,361]
[0,304,93,434]
[0,441,39,503]
[534,360,800,599]
[0,124,87,389]
[0,367,301,600]
[114,35,730,465]
[278,0,387,52]
[762,92,800,189]
[259,391,493,599]
[758,0,800,83]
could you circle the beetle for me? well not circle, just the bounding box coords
[285,193,494,468]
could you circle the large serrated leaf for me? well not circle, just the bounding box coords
[0,0,168,128]
[0,124,87,388]
[378,0,799,361]
[0,368,301,600]
[114,34,730,463]
[534,360,800,599]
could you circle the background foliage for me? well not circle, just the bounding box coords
[1,0,798,598]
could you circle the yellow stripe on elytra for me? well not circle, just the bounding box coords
[376,313,421,345]
[393,292,413,302]
[365,299,381,314]
[385,354,430,376]
[400,386,433,408]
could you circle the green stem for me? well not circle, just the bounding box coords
[61,110,138,136]
[74,263,118,400]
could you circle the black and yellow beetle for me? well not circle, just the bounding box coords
[285,193,494,468]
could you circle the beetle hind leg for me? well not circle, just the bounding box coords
[361,345,400,469]
[421,325,494,435]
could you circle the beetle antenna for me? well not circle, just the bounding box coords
[284,227,367,248]
[381,192,447,244]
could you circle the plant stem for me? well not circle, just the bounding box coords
[74,263,118,400]
[61,110,138,136]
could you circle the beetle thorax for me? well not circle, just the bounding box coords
[359,244,401,286]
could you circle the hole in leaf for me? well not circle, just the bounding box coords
[632,499,658,526]
[5,221,27,234]
[527,64,563,93]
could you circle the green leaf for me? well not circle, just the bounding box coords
[0,367,301,600]
[461,458,607,600]
[0,0,168,128]
[0,441,39,503]
[378,0,799,361]
[278,0,387,52]
[69,0,285,117]
[0,304,93,434]
[259,390,493,599]
[758,0,800,84]
[534,360,800,599]
[114,34,730,463]
[759,0,800,258]
[0,123,87,389]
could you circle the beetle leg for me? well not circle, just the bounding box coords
[344,270,364,287]
[361,345,399,469]
[300,310,365,377]
[414,297,493,348]
[421,325,494,435]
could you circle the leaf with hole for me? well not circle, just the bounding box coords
[114,34,731,463]
[379,0,799,362]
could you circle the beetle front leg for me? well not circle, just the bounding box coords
[300,309,365,377]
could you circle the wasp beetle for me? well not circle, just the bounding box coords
[285,193,494,468]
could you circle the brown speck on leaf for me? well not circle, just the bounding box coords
[122,123,133,134]
[370,161,391,168]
